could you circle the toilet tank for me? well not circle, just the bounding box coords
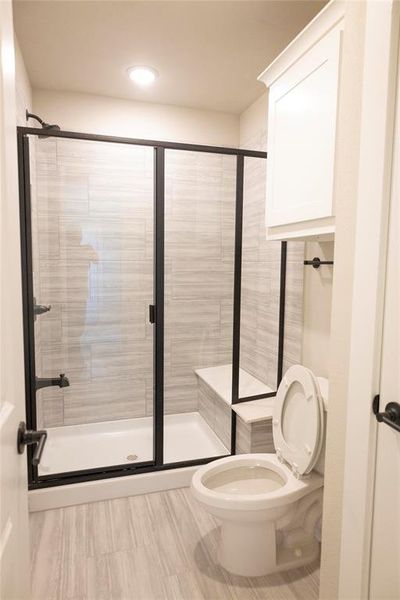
[313,377,329,476]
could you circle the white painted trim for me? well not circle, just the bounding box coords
[28,466,198,512]
[0,518,12,561]
[0,401,14,430]
[338,2,400,598]
[258,0,344,87]
[266,223,334,242]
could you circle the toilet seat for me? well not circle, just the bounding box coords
[273,365,324,477]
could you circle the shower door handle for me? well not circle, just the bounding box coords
[17,421,48,466]
[149,304,156,324]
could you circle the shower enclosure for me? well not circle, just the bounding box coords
[17,126,287,488]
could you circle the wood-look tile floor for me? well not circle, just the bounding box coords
[30,488,320,600]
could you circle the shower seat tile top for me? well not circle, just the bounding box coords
[195,364,273,405]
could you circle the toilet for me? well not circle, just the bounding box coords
[191,365,328,577]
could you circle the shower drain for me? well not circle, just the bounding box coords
[126,454,138,462]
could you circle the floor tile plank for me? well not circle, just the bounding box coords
[30,487,320,600]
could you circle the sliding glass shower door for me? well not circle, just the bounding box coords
[163,149,236,463]
[19,127,278,487]
[22,134,155,478]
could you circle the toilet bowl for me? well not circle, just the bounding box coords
[191,365,328,577]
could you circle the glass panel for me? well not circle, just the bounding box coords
[29,135,154,475]
[281,241,305,375]
[164,150,236,463]
[239,155,280,399]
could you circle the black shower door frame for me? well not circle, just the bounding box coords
[17,126,286,489]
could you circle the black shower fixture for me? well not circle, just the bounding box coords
[36,373,70,391]
[25,110,60,135]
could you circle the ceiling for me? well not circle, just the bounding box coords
[13,0,326,114]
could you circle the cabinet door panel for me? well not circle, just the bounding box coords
[266,27,341,228]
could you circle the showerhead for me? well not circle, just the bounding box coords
[42,122,61,132]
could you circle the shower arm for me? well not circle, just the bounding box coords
[26,110,46,127]
[26,110,60,132]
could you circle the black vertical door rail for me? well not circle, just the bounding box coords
[230,154,245,453]
[17,132,38,484]
[153,146,165,467]
[277,241,287,387]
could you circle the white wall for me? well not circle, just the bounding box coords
[238,20,367,597]
[16,36,239,147]
[239,93,268,150]
[0,8,31,597]
[302,241,333,378]
[14,36,32,124]
[32,89,239,147]
[319,1,367,597]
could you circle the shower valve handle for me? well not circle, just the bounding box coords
[34,303,51,317]
[17,421,48,466]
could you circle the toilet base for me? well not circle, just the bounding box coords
[190,453,325,578]
[218,519,320,577]
[219,519,277,577]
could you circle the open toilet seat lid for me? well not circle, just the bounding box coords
[273,365,324,477]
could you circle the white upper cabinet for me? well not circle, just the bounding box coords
[258,1,345,241]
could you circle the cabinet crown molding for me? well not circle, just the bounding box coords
[258,0,345,88]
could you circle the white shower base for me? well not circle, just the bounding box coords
[38,411,228,476]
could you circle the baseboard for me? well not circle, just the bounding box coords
[28,465,197,512]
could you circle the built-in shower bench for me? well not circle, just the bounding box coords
[195,364,275,454]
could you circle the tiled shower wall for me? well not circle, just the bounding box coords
[240,130,304,387]
[33,138,154,427]
[32,139,236,427]
[32,135,302,429]
[164,151,236,413]
[196,129,304,452]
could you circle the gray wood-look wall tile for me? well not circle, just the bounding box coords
[32,136,303,431]
[197,379,231,449]
[163,150,236,415]
[198,375,275,455]
[33,139,154,427]
[240,132,304,389]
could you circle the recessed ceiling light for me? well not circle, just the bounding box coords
[127,66,158,86]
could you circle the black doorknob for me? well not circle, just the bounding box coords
[17,421,47,466]
[372,396,400,432]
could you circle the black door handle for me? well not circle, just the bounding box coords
[149,304,156,324]
[372,395,400,432]
[17,421,48,466]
